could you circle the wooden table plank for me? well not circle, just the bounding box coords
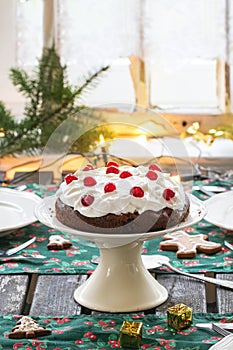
[216,274,233,313]
[3,273,231,316]
[0,275,29,314]
[29,275,88,316]
[155,274,207,314]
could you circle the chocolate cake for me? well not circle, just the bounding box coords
[55,162,190,234]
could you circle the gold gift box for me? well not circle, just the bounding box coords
[167,303,192,330]
[119,320,142,348]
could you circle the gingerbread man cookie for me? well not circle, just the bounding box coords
[9,316,51,339]
[160,230,222,258]
[47,234,72,250]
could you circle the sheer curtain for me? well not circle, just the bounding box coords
[3,0,232,112]
[16,0,43,68]
[57,0,141,80]
[143,0,226,63]
[15,0,228,67]
[55,0,231,111]
[56,0,141,108]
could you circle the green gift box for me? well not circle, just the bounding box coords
[167,303,192,330]
[119,320,142,348]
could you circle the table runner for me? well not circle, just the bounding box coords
[0,180,232,275]
[0,312,232,349]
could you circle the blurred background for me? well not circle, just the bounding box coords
[0,0,233,185]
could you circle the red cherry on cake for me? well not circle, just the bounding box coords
[104,182,116,193]
[146,170,158,181]
[149,164,161,172]
[64,174,78,184]
[163,188,175,201]
[81,194,94,207]
[130,186,144,198]
[83,164,94,171]
[107,161,119,167]
[106,166,120,174]
[83,176,97,187]
[120,171,132,179]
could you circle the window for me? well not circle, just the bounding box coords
[144,0,229,113]
[0,0,43,116]
[0,0,233,119]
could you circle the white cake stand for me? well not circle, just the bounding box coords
[35,194,206,312]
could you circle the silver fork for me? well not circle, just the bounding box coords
[0,253,46,261]
[224,241,233,251]
[0,237,36,257]
[212,323,231,337]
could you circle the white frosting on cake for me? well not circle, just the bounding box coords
[56,165,186,217]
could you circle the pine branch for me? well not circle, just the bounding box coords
[0,102,17,130]
[9,69,36,99]
[74,65,109,103]
[0,46,111,157]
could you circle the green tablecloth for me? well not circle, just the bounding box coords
[0,180,232,275]
[1,312,233,349]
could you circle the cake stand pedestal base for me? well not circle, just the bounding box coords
[74,241,168,312]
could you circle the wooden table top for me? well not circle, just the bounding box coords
[0,271,232,316]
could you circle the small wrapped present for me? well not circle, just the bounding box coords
[119,320,142,348]
[167,303,192,330]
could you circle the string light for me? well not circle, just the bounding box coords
[182,122,232,145]
[0,129,5,138]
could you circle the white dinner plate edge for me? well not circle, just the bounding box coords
[204,190,233,230]
[0,188,42,235]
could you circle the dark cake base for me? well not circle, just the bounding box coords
[55,196,190,234]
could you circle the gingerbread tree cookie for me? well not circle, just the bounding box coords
[160,230,222,258]
[9,316,51,339]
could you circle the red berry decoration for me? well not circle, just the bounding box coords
[106,166,120,174]
[120,171,132,179]
[104,182,116,193]
[64,174,78,184]
[81,194,94,207]
[83,164,94,171]
[163,188,175,201]
[149,164,161,172]
[107,161,119,167]
[146,170,158,181]
[83,176,97,187]
[130,186,144,198]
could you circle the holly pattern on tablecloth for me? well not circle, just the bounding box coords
[1,313,233,349]
[0,181,232,275]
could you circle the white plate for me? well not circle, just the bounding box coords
[209,334,233,350]
[0,188,41,236]
[35,194,206,248]
[205,190,233,230]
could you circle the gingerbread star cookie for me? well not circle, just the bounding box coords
[47,234,72,250]
[9,316,51,339]
[160,230,222,258]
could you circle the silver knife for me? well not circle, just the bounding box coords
[193,185,233,197]
[1,237,36,257]
[196,323,233,330]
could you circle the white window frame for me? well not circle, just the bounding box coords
[0,0,232,134]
